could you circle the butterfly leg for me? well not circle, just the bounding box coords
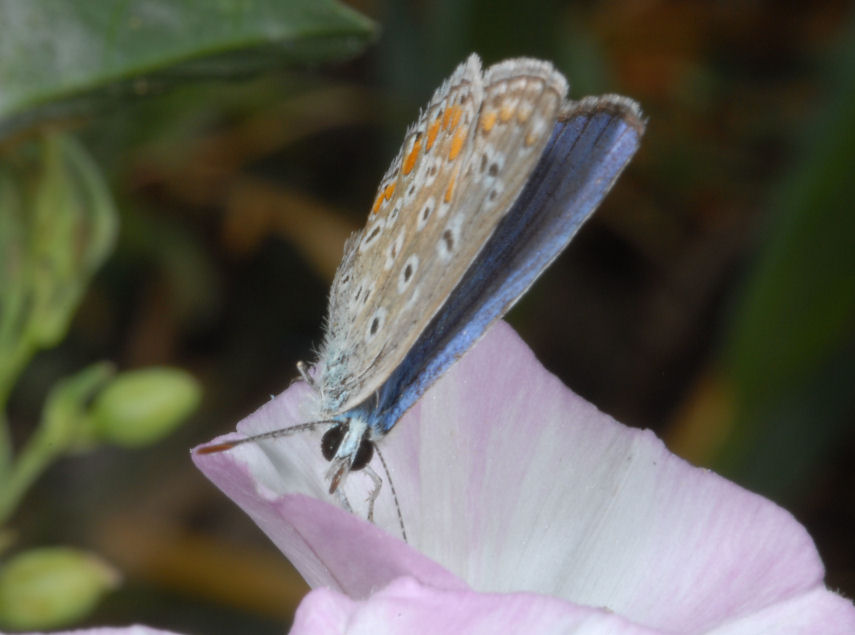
[331,467,381,526]
[334,486,354,514]
[363,465,383,524]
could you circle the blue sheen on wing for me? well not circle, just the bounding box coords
[355,96,645,434]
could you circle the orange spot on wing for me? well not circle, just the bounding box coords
[384,182,396,200]
[450,105,462,130]
[481,110,497,133]
[499,103,515,122]
[448,127,467,161]
[426,117,441,151]
[443,105,461,130]
[372,193,384,214]
[444,165,458,203]
[402,135,423,175]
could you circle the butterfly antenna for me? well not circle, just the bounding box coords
[374,443,408,543]
[195,420,334,454]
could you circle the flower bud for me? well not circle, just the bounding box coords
[89,367,201,446]
[0,547,119,630]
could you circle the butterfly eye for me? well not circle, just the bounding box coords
[351,437,374,471]
[320,423,373,471]
[321,424,344,462]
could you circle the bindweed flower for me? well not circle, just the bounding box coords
[30,627,181,635]
[193,322,855,633]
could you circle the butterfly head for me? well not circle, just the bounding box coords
[195,415,374,495]
[321,418,374,494]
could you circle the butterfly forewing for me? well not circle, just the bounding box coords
[367,95,646,429]
[319,55,482,413]
[319,55,568,415]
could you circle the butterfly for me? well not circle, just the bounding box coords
[199,54,644,523]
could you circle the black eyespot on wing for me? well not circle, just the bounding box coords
[366,225,382,243]
[443,229,454,252]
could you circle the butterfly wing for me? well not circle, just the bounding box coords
[365,95,645,430]
[318,55,568,415]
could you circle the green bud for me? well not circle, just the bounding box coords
[0,547,120,630]
[89,367,201,446]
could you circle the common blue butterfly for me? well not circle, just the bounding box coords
[199,54,645,520]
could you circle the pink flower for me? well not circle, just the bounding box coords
[193,322,855,633]
[29,628,180,635]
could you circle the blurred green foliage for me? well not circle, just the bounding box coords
[718,19,855,500]
[0,0,373,629]
[0,0,375,139]
[0,135,116,413]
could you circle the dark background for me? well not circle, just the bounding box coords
[9,1,855,632]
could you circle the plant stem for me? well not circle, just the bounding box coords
[0,417,64,526]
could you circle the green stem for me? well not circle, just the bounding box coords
[0,418,64,525]
[0,341,35,480]
[0,409,11,481]
[0,362,112,525]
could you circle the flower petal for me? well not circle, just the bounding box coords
[35,627,182,635]
[378,322,852,631]
[706,586,855,634]
[291,577,663,635]
[192,390,465,597]
[194,321,855,631]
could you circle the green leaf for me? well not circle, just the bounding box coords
[0,547,119,630]
[0,133,117,411]
[29,134,118,346]
[0,0,375,139]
